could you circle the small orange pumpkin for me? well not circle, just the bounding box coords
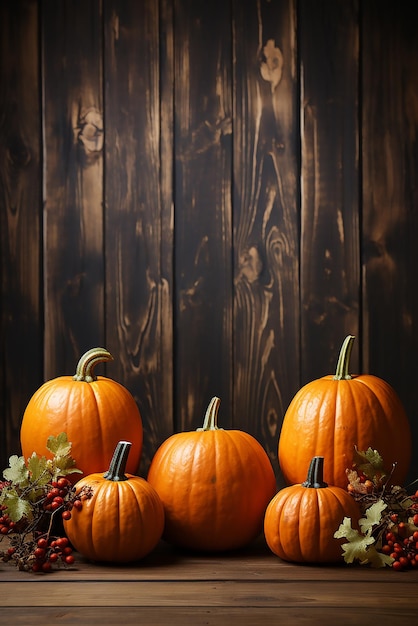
[147,396,277,551]
[278,335,411,489]
[20,348,143,480]
[63,441,164,562]
[264,456,361,563]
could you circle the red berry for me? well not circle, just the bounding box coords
[56,537,69,549]
[42,561,52,573]
[37,538,48,549]
[64,554,75,565]
[62,510,72,521]
[34,547,46,560]
[57,478,69,490]
[399,556,409,568]
[392,560,404,571]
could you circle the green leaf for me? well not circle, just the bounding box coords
[338,528,375,564]
[46,432,72,457]
[334,516,360,543]
[334,501,394,568]
[4,493,32,523]
[361,546,394,568]
[3,455,29,487]
[353,447,387,482]
[27,453,50,484]
[359,500,387,534]
[53,454,82,477]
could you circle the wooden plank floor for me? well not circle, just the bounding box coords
[1,536,418,625]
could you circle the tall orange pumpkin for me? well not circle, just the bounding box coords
[147,396,277,551]
[278,335,411,489]
[20,348,143,480]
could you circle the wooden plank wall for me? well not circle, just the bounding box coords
[1,0,417,485]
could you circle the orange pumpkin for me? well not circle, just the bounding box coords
[20,348,143,480]
[147,396,277,551]
[278,335,411,489]
[63,440,164,562]
[264,456,361,563]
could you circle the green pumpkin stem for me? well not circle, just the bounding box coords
[333,335,355,381]
[302,456,328,488]
[73,347,114,382]
[103,441,131,482]
[197,396,223,431]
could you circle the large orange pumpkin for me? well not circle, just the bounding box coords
[147,396,277,551]
[278,335,411,489]
[20,348,143,480]
[264,456,361,563]
[64,441,164,562]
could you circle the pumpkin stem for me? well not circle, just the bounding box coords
[73,347,114,382]
[333,335,355,381]
[302,456,328,488]
[103,441,131,481]
[197,396,223,431]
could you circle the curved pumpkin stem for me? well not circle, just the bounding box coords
[302,456,328,489]
[103,441,131,482]
[73,347,114,382]
[333,335,355,381]
[197,396,223,431]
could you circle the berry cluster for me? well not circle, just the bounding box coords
[0,507,16,535]
[42,477,82,520]
[4,534,75,573]
[0,481,92,572]
[380,508,418,571]
[345,449,418,571]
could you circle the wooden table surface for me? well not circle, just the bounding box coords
[1,535,418,625]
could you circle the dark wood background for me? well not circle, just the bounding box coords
[1,0,417,486]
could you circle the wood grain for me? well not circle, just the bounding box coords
[104,0,173,473]
[173,0,233,432]
[361,0,418,485]
[299,0,360,381]
[1,538,418,624]
[232,0,299,481]
[42,0,104,376]
[3,579,418,608]
[0,0,42,460]
[0,607,416,626]
[0,0,418,484]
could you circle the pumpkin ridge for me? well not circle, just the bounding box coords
[335,380,358,485]
[316,487,342,561]
[78,381,103,466]
[87,482,100,561]
[291,491,305,562]
[221,431,249,510]
[185,434,207,537]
